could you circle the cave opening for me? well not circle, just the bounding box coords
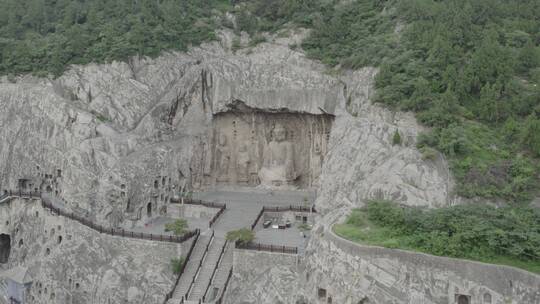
[457,295,470,304]
[147,202,152,217]
[0,234,11,263]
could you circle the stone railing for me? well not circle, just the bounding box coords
[235,241,298,255]
[1,190,198,244]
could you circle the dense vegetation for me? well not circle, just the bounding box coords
[238,0,540,202]
[334,200,540,273]
[0,0,229,76]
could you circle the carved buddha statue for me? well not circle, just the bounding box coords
[258,124,298,187]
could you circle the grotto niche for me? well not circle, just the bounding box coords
[191,110,333,190]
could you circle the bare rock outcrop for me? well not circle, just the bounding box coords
[0,30,463,304]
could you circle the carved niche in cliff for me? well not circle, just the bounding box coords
[191,111,333,189]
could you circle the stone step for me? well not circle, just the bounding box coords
[171,233,213,300]
[204,244,234,302]
[187,237,227,301]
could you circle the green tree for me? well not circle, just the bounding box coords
[521,115,540,156]
[226,228,254,245]
[518,40,540,74]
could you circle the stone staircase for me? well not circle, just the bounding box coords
[187,237,227,302]
[167,230,234,304]
[204,243,233,303]
[168,232,214,303]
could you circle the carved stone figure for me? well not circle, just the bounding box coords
[311,138,322,184]
[258,124,298,187]
[216,134,231,182]
[236,143,251,184]
[202,142,212,185]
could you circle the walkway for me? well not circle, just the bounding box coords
[195,190,315,238]
[0,190,198,244]
[165,189,315,303]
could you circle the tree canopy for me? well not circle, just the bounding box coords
[0,0,229,76]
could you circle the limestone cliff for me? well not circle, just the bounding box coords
[0,30,466,304]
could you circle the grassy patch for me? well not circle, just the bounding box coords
[334,201,540,274]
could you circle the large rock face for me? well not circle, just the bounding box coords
[0,30,479,304]
[0,32,454,225]
[0,198,184,304]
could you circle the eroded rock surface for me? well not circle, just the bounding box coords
[0,30,481,304]
[0,198,183,304]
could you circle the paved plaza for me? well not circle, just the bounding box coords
[193,189,316,249]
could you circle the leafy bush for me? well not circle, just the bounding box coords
[226,228,255,245]
[392,129,402,146]
[336,201,540,273]
[171,257,185,274]
[164,219,188,236]
[420,147,438,160]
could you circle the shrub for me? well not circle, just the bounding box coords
[226,228,254,245]
[392,129,402,146]
[420,147,438,160]
[364,200,406,230]
[171,257,185,274]
[231,37,242,52]
[342,201,540,270]
[249,34,267,47]
[164,219,188,236]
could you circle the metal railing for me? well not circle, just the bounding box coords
[182,198,226,209]
[0,190,41,202]
[202,240,228,302]
[209,205,226,228]
[262,205,317,213]
[235,241,298,254]
[42,199,198,244]
[3,190,198,244]
[215,267,233,304]
[250,204,316,231]
[184,230,214,301]
[163,231,201,303]
[176,197,227,229]
[250,207,264,230]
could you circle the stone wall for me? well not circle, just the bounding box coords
[225,248,300,304]
[298,226,540,304]
[0,198,185,304]
[176,204,218,219]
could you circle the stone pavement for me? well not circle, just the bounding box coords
[166,189,316,303]
[194,189,315,238]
